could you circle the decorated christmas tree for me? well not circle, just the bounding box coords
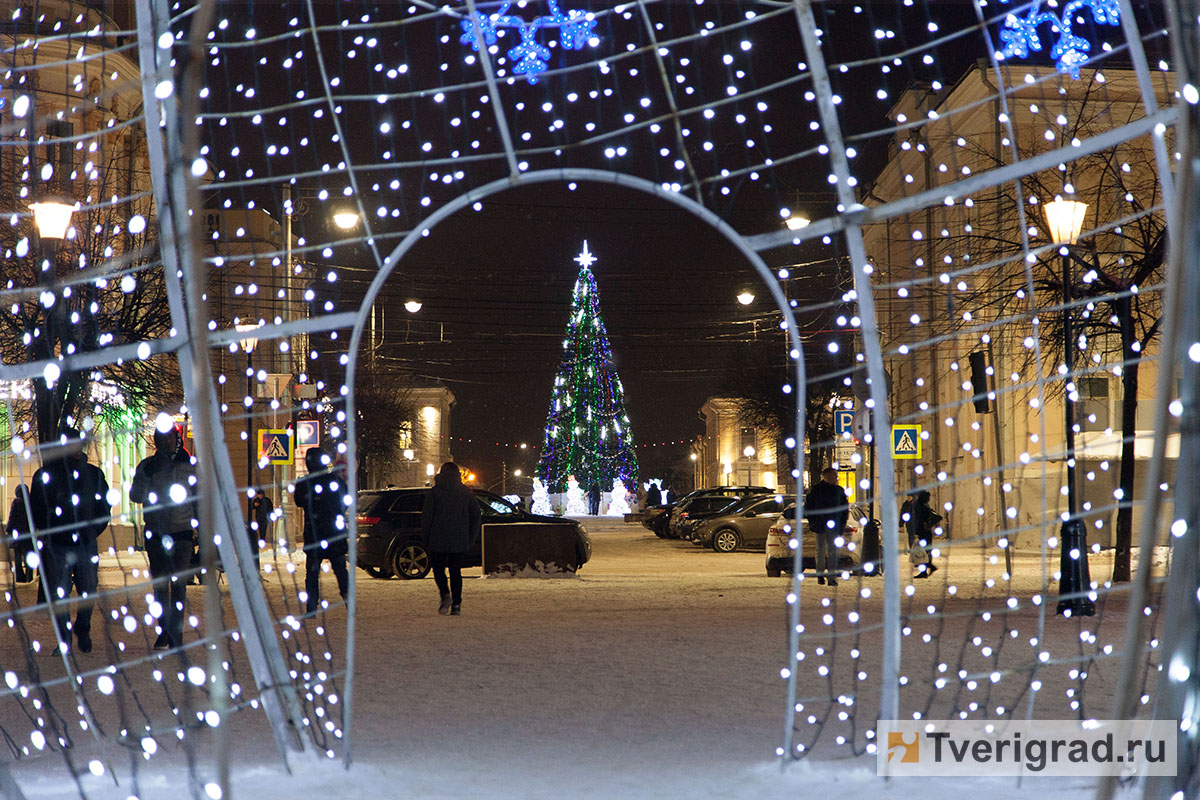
[536,242,639,492]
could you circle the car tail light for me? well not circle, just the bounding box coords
[357,515,380,524]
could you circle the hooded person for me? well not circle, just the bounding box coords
[294,447,349,613]
[420,462,481,616]
[29,428,111,654]
[129,422,198,650]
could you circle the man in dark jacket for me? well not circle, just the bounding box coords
[904,490,941,578]
[805,468,848,587]
[645,482,662,509]
[130,422,198,650]
[587,481,602,516]
[246,492,274,572]
[30,428,111,654]
[295,447,349,613]
[7,484,33,583]
[421,462,481,616]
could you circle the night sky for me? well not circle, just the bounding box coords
[193,0,1136,489]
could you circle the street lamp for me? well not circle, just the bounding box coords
[236,322,262,504]
[743,444,756,485]
[736,290,755,306]
[784,214,810,232]
[332,210,360,231]
[30,199,77,242]
[1042,197,1095,617]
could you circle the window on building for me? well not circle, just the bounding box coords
[398,420,413,450]
[739,427,755,453]
[1078,376,1110,432]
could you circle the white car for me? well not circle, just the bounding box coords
[764,504,870,577]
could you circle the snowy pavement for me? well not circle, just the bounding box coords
[8,516,1142,799]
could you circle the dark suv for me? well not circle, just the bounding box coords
[356,487,592,579]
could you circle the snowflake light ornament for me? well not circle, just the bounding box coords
[996,0,1120,79]
[459,1,599,85]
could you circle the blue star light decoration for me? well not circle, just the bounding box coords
[459,1,599,85]
[996,0,1120,79]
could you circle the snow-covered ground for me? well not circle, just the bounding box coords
[6,517,1152,799]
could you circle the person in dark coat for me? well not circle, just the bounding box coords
[645,482,662,509]
[420,462,481,616]
[7,484,33,583]
[903,490,941,578]
[805,468,848,587]
[130,423,198,650]
[587,480,602,516]
[30,428,111,654]
[246,492,274,572]
[295,447,349,613]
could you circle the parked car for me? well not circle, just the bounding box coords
[694,494,787,552]
[641,485,772,539]
[664,486,775,539]
[764,503,869,577]
[641,505,673,538]
[681,492,777,543]
[356,487,592,579]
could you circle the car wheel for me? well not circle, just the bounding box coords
[363,565,392,580]
[390,543,431,579]
[766,566,782,578]
[712,529,741,553]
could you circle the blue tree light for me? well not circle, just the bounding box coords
[996,0,1120,79]
[459,1,599,85]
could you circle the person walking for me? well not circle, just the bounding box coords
[421,462,481,616]
[29,428,111,654]
[129,422,198,650]
[295,447,349,613]
[7,484,34,584]
[904,490,941,578]
[587,480,602,516]
[805,468,849,587]
[246,492,274,573]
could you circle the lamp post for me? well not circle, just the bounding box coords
[1043,197,1095,617]
[30,198,76,438]
[236,323,262,508]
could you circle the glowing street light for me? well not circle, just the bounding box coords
[332,210,360,230]
[404,299,422,313]
[736,290,755,306]
[30,198,77,241]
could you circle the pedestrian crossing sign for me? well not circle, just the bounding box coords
[891,425,922,459]
[258,429,294,465]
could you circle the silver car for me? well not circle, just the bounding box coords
[693,495,787,553]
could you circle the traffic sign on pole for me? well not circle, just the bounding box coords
[891,425,922,459]
[259,429,294,465]
[834,409,855,437]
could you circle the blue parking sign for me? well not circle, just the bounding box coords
[835,409,855,437]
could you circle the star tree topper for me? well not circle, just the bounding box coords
[996,0,1120,79]
[459,1,600,85]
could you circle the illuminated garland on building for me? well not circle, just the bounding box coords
[535,242,638,493]
[996,0,1120,79]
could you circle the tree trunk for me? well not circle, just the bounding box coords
[1112,296,1137,583]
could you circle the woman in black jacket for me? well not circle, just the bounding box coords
[420,462,481,616]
